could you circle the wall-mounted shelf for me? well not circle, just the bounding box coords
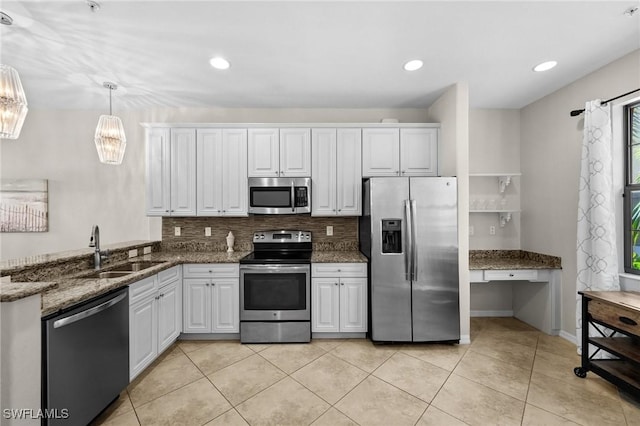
[470,173,521,228]
[469,173,521,193]
[469,210,520,227]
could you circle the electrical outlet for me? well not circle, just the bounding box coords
[205,227,211,237]
[469,226,474,236]
[326,225,333,236]
[489,226,496,235]
[174,226,181,237]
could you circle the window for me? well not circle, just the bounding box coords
[624,101,640,273]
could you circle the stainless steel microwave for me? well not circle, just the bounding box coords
[248,177,311,214]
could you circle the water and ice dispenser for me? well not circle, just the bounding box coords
[381,219,402,254]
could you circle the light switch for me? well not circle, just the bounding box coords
[205,227,211,237]
[326,226,333,236]
[174,226,181,237]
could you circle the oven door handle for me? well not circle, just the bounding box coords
[240,264,310,272]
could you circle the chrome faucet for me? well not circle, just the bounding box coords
[89,225,108,270]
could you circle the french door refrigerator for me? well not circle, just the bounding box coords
[360,177,459,342]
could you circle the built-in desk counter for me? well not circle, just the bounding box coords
[469,250,562,335]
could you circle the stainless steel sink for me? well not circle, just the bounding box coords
[110,261,166,272]
[80,271,132,279]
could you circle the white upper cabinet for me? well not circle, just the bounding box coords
[362,128,400,177]
[279,128,311,177]
[248,128,280,177]
[399,128,438,176]
[170,129,197,215]
[248,128,311,177]
[362,127,438,177]
[312,128,361,216]
[145,127,171,215]
[145,127,196,216]
[197,129,248,216]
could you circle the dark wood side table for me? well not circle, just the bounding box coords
[575,291,640,399]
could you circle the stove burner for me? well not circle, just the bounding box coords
[240,230,312,265]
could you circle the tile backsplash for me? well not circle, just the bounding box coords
[162,216,359,251]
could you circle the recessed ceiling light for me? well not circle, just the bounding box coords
[533,60,557,72]
[403,60,423,71]
[209,57,230,70]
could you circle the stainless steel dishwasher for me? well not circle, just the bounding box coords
[42,287,129,426]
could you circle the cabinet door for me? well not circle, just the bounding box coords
[362,128,400,177]
[212,278,239,333]
[170,128,197,215]
[222,129,248,216]
[312,278,340,332]
[336,129,362,215]
[248,128,280,177]
[183,279,212,333]
[400,128,438,176]
[339,278,367,332]
[280,128,311,177]
[311,128,337,216]
[157,279,182,354]
[130,295,158,380]
[197,129,224,216]
[145,127,171,216]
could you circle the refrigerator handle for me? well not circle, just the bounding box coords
[410,199,418,281]
[404,199,412,280]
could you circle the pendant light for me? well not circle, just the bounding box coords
[0,64,28,139]
[94,82,126,165]
[1,12,28,140]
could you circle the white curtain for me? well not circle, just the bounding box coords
[576,99,620,354]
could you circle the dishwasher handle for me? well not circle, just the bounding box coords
[53,291,127,329]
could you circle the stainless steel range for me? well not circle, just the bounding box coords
[239,230,312,343]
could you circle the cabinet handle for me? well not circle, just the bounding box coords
[402,170,406,174]
[334,282,338,286]
[509,273,514,277]
[619,316,638,326]
[165,210,169,213]
[275,171,279,175]
[341,283,344,286]
[212,282,216,286]
[206,283,210,287]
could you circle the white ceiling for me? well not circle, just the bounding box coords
[1,0,639,111]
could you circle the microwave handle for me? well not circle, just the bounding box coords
[291,181,295,212]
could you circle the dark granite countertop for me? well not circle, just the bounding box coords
[3,245,368,316]
[470,250,561,270]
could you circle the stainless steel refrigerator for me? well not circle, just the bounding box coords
[359,177,459,342]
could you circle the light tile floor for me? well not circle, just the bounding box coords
[93,318,640,426]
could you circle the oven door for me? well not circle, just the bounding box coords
[240,264,310,321]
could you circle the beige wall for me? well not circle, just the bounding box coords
[520,49,640,339]
[469,109,521,313]
[0,108,429,260]
[469,109,521,250]
[427,82,470,343]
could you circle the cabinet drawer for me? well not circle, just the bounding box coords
[183,263,239,279]
[590,300,640,338]
[483,270,538,281]
[129,275,158,305]
[312,263,367,278]
[158,265,181,288]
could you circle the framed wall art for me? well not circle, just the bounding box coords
[0,179,49,232]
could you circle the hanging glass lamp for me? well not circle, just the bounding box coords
[0,64,29,139]
[94,82,126,165]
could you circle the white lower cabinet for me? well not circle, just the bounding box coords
[182,264,239,333]
[312,263,367,333]
[129,266,182,380]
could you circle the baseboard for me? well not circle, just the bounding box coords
[459,334,471,345]
[559,330,577,345]
[179,333,240,340]
[470,310,514,317]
